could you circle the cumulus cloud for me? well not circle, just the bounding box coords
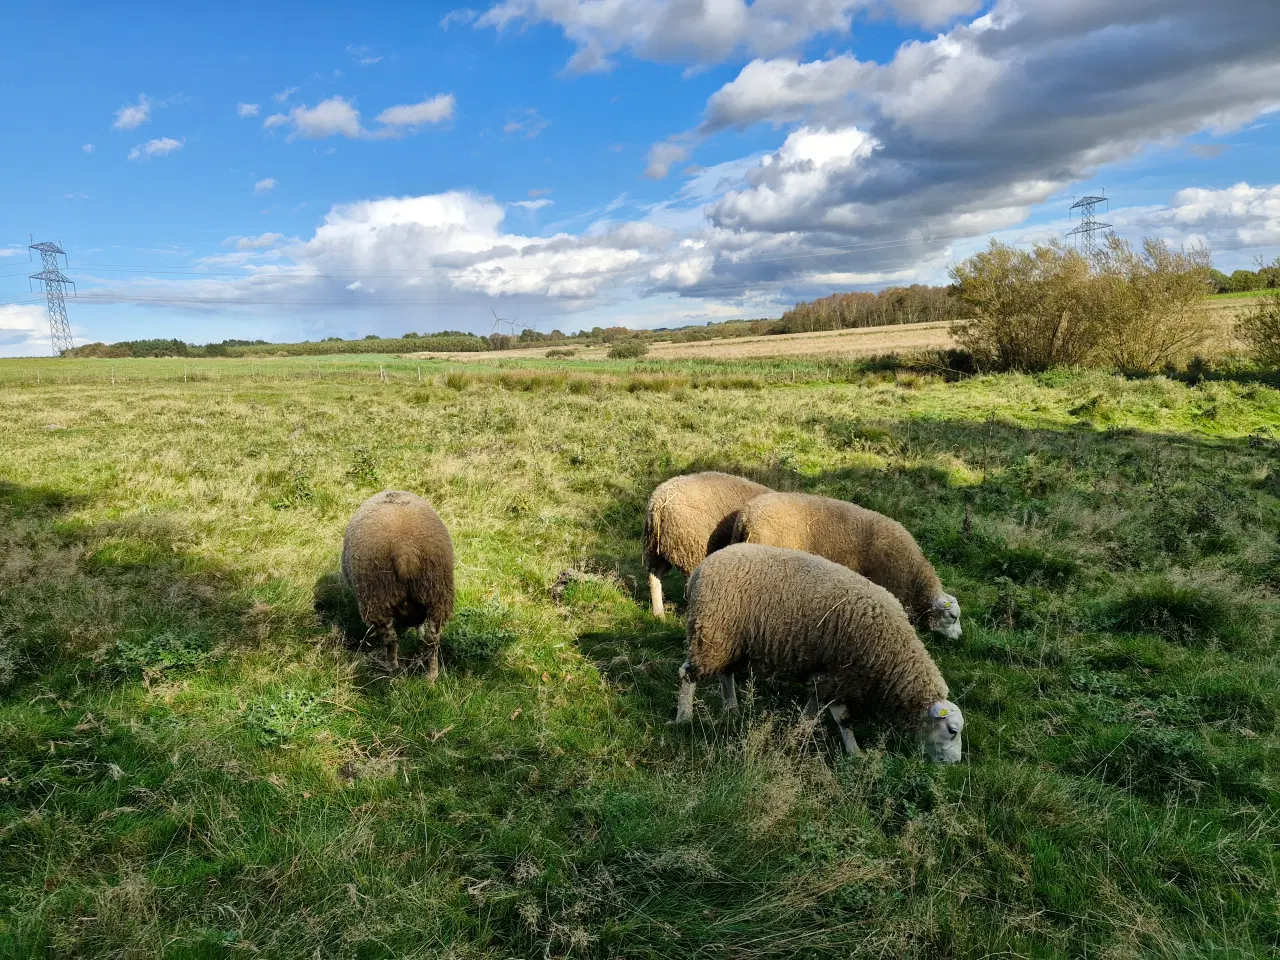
[254,178,278,194]
[1143,182,1280,250]
[237,102,261,117]
[373,94,456,133]
[700,55,869,133]
[476,1,980,72]
[113,94,152,131]
[265,94,455,139]
[0,304,52,356]
[81,143,94,153]
[127,137,184,162]
[645,140,691,179]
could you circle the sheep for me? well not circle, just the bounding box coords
[731,491,962,640]
[341,490,455,678]
[642,471,771,619]
[675,544,964,763]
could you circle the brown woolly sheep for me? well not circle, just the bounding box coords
[675,544,964,762]
[731,491,961,640]
[643,471,772,619]
[341,490,455,677]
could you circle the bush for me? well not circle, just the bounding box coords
[951,237,1214,373]
[608,339,650,359]
[545,348,577,358]
[1237,289,1280,368]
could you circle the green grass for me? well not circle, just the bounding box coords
[1,354,1277,958]
[1208,290,1271,301]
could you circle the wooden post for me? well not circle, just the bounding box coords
[417,366,422,383]
[184,365,188,383]
[111,367,116,385]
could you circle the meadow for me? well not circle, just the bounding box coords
[1,352,1277,959]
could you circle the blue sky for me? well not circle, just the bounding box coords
[3,0,1279,355]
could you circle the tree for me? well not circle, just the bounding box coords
[1208,269,1231,294]
[1228,269,1261,293]
[1237,289,1280,367]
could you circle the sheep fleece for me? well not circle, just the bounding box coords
[685,544,947,719]
[733,492,944,627]
[644,472,772,575]
[341,490,455,634]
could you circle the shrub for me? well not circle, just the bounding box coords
[951,237,1214,373]
[950,240,1103,371]
[545,348,577,358]
[1091,236,1215,372]
[1236,289,1280,368]
[608,339,650,359]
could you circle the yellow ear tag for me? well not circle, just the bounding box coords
[943,600,952,609]
[936,707,949,718]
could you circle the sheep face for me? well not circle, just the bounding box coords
[920,700,964,763]
[928,594,962,639]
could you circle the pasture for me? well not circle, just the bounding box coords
[1,353,1277,959]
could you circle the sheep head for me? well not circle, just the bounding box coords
[920,700,964,763]
[928,594,962,639]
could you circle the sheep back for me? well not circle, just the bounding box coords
[732,491,944,627]
[643,471,771,575]
[341,490,455,634]
[685,544,947,720]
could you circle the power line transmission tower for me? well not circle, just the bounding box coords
[1067,193,1111,262]
[28,238,76,356]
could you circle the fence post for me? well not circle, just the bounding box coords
[184,365,188,383]
[111,367,115,385]
[417,366,422,383]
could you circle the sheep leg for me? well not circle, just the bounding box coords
[675,661,697,724]
[828,703,862,756]
[719,674,738,715]
[382,626,400,672]
[648,572,665,619]
[417,624,441,684]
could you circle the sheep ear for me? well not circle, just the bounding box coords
[929,703,950,719]
[933,596,952,611]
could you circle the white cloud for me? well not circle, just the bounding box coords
[273,86,299,103]
[82,143,95,154]
[373,94,456,133]
[346,280,364,291]
[0,304,51,357]
[1145,182,1280,249]
[476,1,980,72]
[289,96,363,138]
[64,192,89,200]
[127,137,184,162]
[346,44,386,65]
[266,94,455,140]
[441,8,477,29]
[0,247,24,257]
[512,198,553,211]
[701,55,869,133]
[254,178,278,194]
[237,102,261,117]
[503,107,548,139]
[113,94,152,131]
[644,140,691,179]
[231,233,284,250]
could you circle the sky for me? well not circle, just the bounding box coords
[2,0,1280,356]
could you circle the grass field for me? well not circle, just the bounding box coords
[1,353,1278,958]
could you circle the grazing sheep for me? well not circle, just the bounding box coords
[675,544,964,763]
[341,490,455,678]
[732,491,962,640]
[643,471,771,619]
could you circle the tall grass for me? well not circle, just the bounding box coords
[0,360,1276,957]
